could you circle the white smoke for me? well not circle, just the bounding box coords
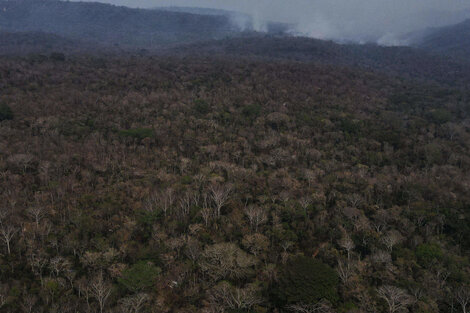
[228,13,251,31]
[377,33,410,47]
[75,0,470,45]
[288,15,339,40]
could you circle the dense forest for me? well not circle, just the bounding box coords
[0,1,470,312]
[0,54,469,313]
[171,36,470,85]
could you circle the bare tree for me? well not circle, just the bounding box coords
[90,272,112,313]
[242,233,269,257]
[21,294,38,313]
[208,281,262,311]
[0,224,18,255]
[210,185,231,218]
[346,194,363,208]
[281,241,294,253]
[338,236,355,260]
[119,293,149,313]
[372,209,390,234]
[456,287,470,313]
[49,256,71,277]
[286,300,332,313]
[381,231,402,252]
[28,252,48,286]
[178,191,192,219]
[299,197,312,216]
[160,188,174,217]
[28,206,45,228]
[336,259,354,285]
[200,242,256,281]
[377,285,411,313]
[200,207,212,227]
[371,250,392,265]
[245,206,267,233]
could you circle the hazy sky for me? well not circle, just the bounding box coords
[82,0,470,44]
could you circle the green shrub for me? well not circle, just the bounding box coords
[272,256,339,306]
[392,245,415,263]
[50,52,66,61]
[340,118,361,135]
[118,261,161,293]
[429,109,452,124]
[242,103,261,120]
[0,104,13,121]
[137,210,161,241]
[194,99,210,115]
[118,128,153,140]
[181,175,193,185]
[57,118,95,138]
[338,302,358,312]
[416,243,442,268]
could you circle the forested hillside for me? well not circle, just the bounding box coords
[414,19,470,60]
[173,36,470,86]
[0,55,469,312]
[0,0,237,47]
[0,32,109,56]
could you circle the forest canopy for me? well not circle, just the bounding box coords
[0,54,469,313]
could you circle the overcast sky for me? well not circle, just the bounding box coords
[81,0,470,44]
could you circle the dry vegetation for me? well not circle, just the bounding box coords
[0,55,469,313]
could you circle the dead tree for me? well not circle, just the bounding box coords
[119,293,149,313]
[27,206,45,228]
[201,207,212,227]
[336,259,354,285]
[208,281,262,311]
[244,206,267,233]
[456,287,470,313]
[0,224,18,255]
[178,192,192,219]
[377,285,411,313]
[28,252,48,286]
[90,272,112,313]
[21,294,38,313]
[210,185,231,218]
[286,300,332,313]
[338,236,355,260]
[160,188,174,217]
[49,256,71,277]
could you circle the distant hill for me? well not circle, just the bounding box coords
[413,19,470,60]
[170,36,470,86]
[0,0,238,47]
[1,0,469,87]
[0,31,110,55]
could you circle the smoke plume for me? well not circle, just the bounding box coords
[75,0,470,45]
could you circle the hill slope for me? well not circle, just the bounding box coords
[0,31,108,55]
[171,36,470,86]
[0,0,237,47]
[414,19,470,60]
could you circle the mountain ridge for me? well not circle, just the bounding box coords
[412,18,470,60]
[0,0,238,47]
